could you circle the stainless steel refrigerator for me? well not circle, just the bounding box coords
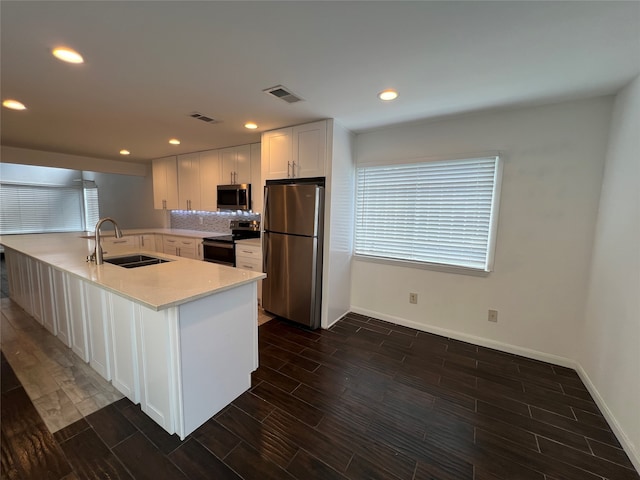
[262,180,325,329]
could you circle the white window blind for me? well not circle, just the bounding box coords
[0,183,85,234]
[355,156,502,272]
[83,180,100,230]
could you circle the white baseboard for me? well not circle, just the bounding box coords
[575,364,640,473]
[349,306,576,368]
[347,306,640,473]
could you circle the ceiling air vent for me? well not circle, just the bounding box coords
[188,112,220,124]
[262,85,304,104]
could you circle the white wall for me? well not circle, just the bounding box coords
[0,162,79,186]
[0,162,165,231]
[351,97,612,362]
[1,146,147,176]
[322,120,356,328]
[84,171,166,229]
[579,76,640,469]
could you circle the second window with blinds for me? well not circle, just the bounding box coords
[354,155,503,274]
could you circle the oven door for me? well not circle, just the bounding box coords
[202,240,235,267]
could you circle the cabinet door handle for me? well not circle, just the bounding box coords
[292,161,297,178]
[141,236,144,247]
[113,240,127,244]
[163,199,167,209]
[287,161,291,178]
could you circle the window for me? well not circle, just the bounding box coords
[0,181,99,234]
[354,156,502,273]
[83,180,100,230]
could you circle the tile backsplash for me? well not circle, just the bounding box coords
[170,210,261,234]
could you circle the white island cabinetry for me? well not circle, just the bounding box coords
[0,234,264,440]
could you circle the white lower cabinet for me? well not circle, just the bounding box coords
[84,282,112,380]
[6,251,34,319]
[137,307,179,433]
[3,249,258,440]
[163,235,198,259]
[52,268,71,347]
[39,263,57,335]
[109,293,140,403]
[138,234,156,252]
[66,274,89,362]
[26,256,43,324]
[235,241,263,305]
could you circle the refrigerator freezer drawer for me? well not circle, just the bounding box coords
[262,232,321,329]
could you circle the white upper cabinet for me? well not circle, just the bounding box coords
[177,152,201,211]
[199,149,220,212]
[220,144,251,185]
[261,128,292,180]
[152,143,254,212]
[293,120,327,178]
[152,156,179,210]
[262,120,327,181]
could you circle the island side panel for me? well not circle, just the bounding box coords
[137,306,180,435]
[109,293,140,403]
[177,282,258,438]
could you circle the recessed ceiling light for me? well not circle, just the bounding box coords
[119,149,130,155]
[169,138,181,145]
[378,89,399,101]
[52,47,84,64]
[244,122,258,130]
[2,99,27,110]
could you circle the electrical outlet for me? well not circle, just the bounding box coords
[409,293,418,304]
[488,309,498,322]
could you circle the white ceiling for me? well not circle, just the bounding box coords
[2,1,639,164]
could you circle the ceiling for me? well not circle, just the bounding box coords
[2,1,639,164]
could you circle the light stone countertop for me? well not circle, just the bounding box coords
[0,232,265,311]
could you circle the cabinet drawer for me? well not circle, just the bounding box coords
[235,258,262,272]
[102,236,136,254]
[103,236,135,247]
[235,244,262,260]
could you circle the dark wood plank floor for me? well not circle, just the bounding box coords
[2,312,638,480]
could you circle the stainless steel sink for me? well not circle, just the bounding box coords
[104,254,171,268]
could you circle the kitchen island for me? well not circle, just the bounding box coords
[0,232,265,439]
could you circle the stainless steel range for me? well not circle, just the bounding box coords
[202,220,260,267]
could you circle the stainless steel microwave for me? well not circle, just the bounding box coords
[217,184,251,211]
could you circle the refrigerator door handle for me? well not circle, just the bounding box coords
[263,185,270,230]
[262,233,269,273]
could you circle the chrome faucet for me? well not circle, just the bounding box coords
[91,217,123,265]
